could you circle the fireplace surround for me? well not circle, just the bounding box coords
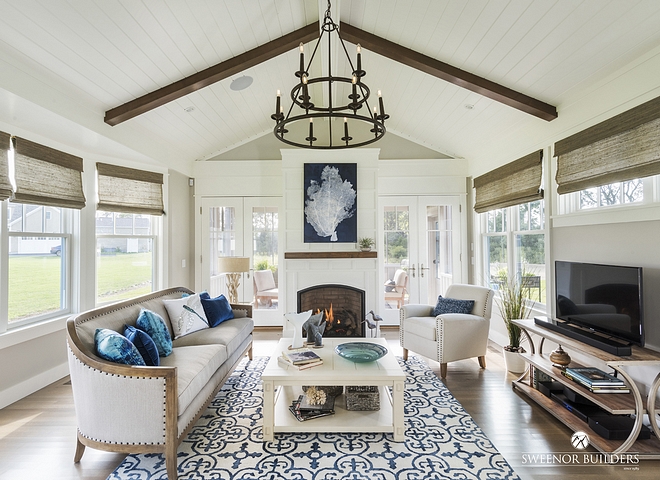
[297,284,365,338]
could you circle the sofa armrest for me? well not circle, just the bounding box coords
[401,304,435,319]
[436,314,490,364]
[231,303,252,318]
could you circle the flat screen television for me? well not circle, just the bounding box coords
[554,261,644,348]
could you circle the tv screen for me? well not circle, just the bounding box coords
[555,261,644,346]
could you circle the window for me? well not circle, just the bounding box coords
[96,211,157,305]
[5,201,71,327]
[482,200,546,305]
[579,179,643,209]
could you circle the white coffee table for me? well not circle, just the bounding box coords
[261,337,406,442]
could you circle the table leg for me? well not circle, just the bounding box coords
[392,380,405,441]
[262,379,275,441]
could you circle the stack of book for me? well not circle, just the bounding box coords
[561,367,630,394]
[278,350,323,370]
[289,394,335,422]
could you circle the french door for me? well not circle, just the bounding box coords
[378,195,464,323]
[198,197,282,325]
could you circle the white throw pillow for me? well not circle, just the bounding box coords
[163,294,209,339]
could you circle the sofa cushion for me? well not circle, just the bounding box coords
[163,294,209,339]
[136,309,173,357]
[172,317,254,355]
[432,296,475,316]
[160,345,228,415]
[94,328,146,366]
[124,325,160,366]
[199,292,234,327]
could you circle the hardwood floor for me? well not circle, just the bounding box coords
[0,329,657,479]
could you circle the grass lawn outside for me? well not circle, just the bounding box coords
[8,252,153,321]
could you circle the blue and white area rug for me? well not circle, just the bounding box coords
[109,356,519,479]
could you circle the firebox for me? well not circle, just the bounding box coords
[297,284,365,337]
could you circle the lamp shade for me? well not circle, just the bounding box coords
[217,256,250,273]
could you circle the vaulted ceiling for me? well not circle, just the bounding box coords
[1,0,660,175]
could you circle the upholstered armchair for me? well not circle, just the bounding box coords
[253,269,278,307]
[400,284,494,377]
[384,269,408,308]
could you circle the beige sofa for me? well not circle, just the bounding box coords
[66,287,254,480]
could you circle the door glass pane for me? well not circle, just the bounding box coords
[426,205,452,301]
[252,206,278,310]
[209,207,236,297]
[384,206,409,309]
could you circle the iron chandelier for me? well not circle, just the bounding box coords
[271,0,388,149]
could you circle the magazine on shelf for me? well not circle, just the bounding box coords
[289,395,335,422]
[297,393,335,412]
[283,349,322,365]
[561,370,630,393]
[277,356,323,370]
[563,367,625,386]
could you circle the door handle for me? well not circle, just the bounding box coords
[420,263,430,278]
[409,264,416,278]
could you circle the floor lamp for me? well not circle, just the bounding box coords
[217,257,250,304]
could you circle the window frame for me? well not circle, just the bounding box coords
[95,211,160,306]
[0,201,74,332]
[480,200,548,309]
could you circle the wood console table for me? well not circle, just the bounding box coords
[512,319,660,459]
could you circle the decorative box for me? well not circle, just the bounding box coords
[345,386,380,411]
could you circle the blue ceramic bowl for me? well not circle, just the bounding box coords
[335,342,388,363]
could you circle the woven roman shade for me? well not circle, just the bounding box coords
[13,137,86,209]
[0,131,11,201]
[555,95,660,194]
[97,163,164,215]
[473,150,543,214]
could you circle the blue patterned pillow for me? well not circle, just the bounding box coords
[432,296,475,316]
[199,292,234,327]
[94,328,145,366]
[124,325,160,366]
[136,309,172,357]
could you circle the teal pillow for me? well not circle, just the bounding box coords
[431,296,475,316]
[124,325,160,366]
[94,328,145,366]
[136,309,172,357]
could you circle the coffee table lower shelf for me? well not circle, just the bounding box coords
[513,380,660,459]
[270,385,395,435]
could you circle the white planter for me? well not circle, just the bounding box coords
[503,348,527,374]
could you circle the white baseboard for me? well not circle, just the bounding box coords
[0,362,69,410]
[489,331,507,349]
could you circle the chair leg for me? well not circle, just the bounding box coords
[403,348,408,361]
[440,363,447,378]
[248,345,253,361]
[478,356,486,369]
[165,443,178,480]
[73,436,85,463]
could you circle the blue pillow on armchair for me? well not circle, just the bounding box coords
[94,328,146,366]
[124,325,160,366]
[199,292,235,327]
[432,295,475,316]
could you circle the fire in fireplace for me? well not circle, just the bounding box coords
[297,284,365,338]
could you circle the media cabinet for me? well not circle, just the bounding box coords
[512,319,660,459]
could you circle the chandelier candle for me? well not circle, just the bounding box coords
[272,0,387,149]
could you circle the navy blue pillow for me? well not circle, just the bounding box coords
[136,309,172,357]
[432,296,475,316]
[94,328,145,366]
[199,292,234,327]
[124,325,160,366]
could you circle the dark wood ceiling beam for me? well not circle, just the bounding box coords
[104,23,319,126]
[340,23,557,122]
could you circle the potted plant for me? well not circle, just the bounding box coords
[358,237,375,252]
[496,270,533,374]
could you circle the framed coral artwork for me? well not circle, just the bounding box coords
[303,163,357,243]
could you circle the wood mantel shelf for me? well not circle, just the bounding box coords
[285,251,377,259]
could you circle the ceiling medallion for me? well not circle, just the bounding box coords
[271,0,388,149]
